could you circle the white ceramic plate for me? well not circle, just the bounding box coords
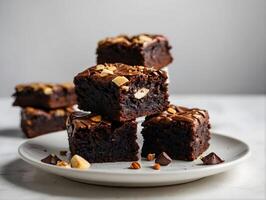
[18,131,250,187]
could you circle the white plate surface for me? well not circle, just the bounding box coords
[18,131,250,187]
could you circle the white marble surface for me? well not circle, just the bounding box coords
[0,95,265,200]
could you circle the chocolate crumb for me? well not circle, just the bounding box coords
[60,150,68,156]
[155,152,172,166]
[41,154,61,165]
[201,152,224,165]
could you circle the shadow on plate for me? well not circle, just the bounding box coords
[1,158,237,199]
[0,128,24,138]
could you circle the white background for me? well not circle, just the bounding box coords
[0,0,265,97]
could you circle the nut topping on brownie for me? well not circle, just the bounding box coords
[13,82,77,109]
[98,34,167,47]
[143,105,210,128]
[15,82,75,95]
[97,34,173,70]
[141,105,211,161]
[74,63,169,121]
[67,111,139,163]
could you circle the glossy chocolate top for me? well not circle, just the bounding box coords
[98,34,168,48]
[14,82,75,96]
[143,105,210,128]
[75,63,167,88]
[66,111,111,131]
[22,106,74,119]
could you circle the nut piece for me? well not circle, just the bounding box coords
[112,76,129,87]
[54,109,65,116]
[70,155,91,169]
[134,88,149,99]
[26,120,32,126]
[56,161,71,168]
[121,86,129,92]
[100,69,114,77]
[43,87,53,95]
[95,64,106,70]
[106,65,117,71]
[112,37,130,45]
[153,163,161,170]
[16,84,24,92]
[138,35,153,43]
[90,115,102,122]
[147,153,155,161]
[167,107,177,114]
[130,162,141,169]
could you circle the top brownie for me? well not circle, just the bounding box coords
[74,63,169,122]
[96,34,173,70]
[13,82,77,109]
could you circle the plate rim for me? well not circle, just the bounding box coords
[18,131,251,176]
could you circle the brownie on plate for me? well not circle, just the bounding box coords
[141,105,211,161]
[66,112,139,163]
[96,34,173,70]
[21,107,74,138]
[13,82,77,109]
[74,63,169,122]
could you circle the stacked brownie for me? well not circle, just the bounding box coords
[67,33,211,163]
[68,63,169,162]
[13,82,77,138]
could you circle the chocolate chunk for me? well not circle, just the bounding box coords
[60,150,68,156]
[41,154,61,165]
[155,152,172,166]
[201,152,224,165]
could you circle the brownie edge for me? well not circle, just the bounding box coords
[141,105,211,161]
[67,111,139,163]
[97,34,173,69]
[74,63,169,122]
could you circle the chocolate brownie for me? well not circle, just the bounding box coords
[21,107,74,138]
[97,34,173,70]
[141,105,211,161]
[66,112,139,163]
[13,82,77,109]
[74,63,169,122]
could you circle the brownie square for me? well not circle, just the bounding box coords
[74,63,169,122]
[66,112,139,163]
[13,82,77,109]
[21,107,74,138]
[96,34,173,70]
[141,105,211,161]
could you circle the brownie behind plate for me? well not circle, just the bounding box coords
[13,82,77,109]
[21,107,74,138]
[141,105,211,161]
[66,112,139,163]
[97,34,173,70]
[74,63,169,122]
